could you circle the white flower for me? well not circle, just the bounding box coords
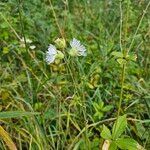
[70,38,86,56]
[46,44,64,64]
[46,44,57,64]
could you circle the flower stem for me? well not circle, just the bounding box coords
[117,63,126,118]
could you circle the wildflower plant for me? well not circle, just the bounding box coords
[46,38,87,64]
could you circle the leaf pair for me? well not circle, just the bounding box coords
[111,51,137,65]
[101,115,141,150]
[93,101,113,120]
[101,115,127,140]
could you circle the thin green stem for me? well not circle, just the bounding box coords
[117,0,125,119]
[17,0,28,53]
[119,0,123,53]
[114,1,126,133]
[76,59,90,149]
[124,0,130,55]
[0,13,21,41]
[49,0,64,38]
[117,64,126,118]
[127,1,150,54]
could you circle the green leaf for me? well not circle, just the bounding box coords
[112,115,127,139]
[102,105,113,112]
[128,54,137,61]
[109,141,118,150]
[99,101,104,109]
[91,138,100,149]
[101,125,112,140]
[117,58,127,65]
[0,111,40,119]
[3,47,9,54]
[94,112,103,119]
[111,51,124,58]
[116,138,138,150]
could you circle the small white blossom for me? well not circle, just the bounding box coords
[46,44,57,64]
[70,38,86,56]
[20,37,32,43]
[30,45,36,49]
[20,37,32,48]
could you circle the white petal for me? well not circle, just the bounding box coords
[70,38,87,56]
[46,44,57,64]
[48,44,57,55]
[70,38,80,48]
[46,54,56,64]
[78,49,86,56]
[78,45,86,52]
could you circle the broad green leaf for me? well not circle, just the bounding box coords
[112,115,127,139]
[109,141,118,150]
[0,111,40,119]
[116,138,138,150]
[111,51,124,58]
[101,125,112,140]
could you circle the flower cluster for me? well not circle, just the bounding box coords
[46,38,87,64]
[20,37,36,50]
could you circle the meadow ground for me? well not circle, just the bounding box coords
[0,0,150,149]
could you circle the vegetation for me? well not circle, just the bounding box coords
[0,0,150,149]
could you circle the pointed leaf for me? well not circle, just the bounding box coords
[112,115,127,139]
[116,138,138,150]
[102,105,113,112]
[111,51,123,58]
[0,111,40,119]
[101,125,112,140]
[117,58,127,65]
[109,141,118,150]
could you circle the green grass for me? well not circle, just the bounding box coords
[0,0,150,149]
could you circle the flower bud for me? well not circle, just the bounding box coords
[69,48,78,57]
[55,38,66,49]
[56,51,64,59]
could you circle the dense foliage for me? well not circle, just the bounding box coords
[0,0,150,149]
